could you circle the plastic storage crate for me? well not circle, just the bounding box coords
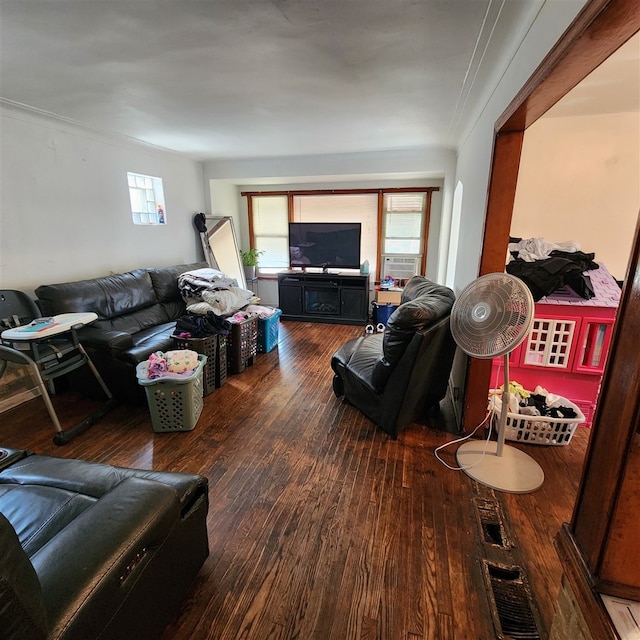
[172,334,217,396]
[227,315,258,374]
[215,334,228,388]
[491,392,585,446]
[257,308,282,353]
[137,355,206,433]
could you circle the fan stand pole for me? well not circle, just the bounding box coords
[455,352,544,494]
[496,353,509,457]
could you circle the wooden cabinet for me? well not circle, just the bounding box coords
[278,272,369,325]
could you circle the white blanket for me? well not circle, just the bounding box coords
[508,237,581,263]
[187,287,255,317]
[178,268,238,299]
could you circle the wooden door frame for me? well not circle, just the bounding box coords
[463,0,640,631]
[464,0,639,427]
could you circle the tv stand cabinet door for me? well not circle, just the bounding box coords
[279,282,303,316]
[340,287,367,321]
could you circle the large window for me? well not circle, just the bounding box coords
[127,172,166,225]
[244,188,437,280]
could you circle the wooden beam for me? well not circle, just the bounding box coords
[464,131,524,427]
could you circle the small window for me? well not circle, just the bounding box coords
[382,193,426,255]
[127,172,166,225]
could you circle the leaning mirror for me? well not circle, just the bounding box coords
[205,216,246,289]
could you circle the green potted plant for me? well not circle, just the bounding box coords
[240,248,264,281]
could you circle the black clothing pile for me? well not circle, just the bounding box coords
[520,393,578,419]
[175,311,231,338]
[506,250,599,301]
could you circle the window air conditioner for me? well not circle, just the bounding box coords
[382,255,421,281]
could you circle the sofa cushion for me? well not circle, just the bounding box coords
[92,303,169,335]
[148,262,207,303]
[333,335,382,395]
[36,269,156,319]
[117,321,179,366]
[0,484,95,557]
[0,513,48,640]
[1,453,208,518]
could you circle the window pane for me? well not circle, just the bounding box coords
[384,238,421,254]
[256,236,289,268]
[130,188,145,212]
[386,193,425,211]
[250,195,289,269]
[253,196,288,235]
[385,212,422,238]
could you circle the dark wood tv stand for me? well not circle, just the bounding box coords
[277,272,369,325]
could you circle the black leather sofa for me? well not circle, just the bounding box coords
[35,261,207,402]
[0,447,209,640]
[331,276,457,438]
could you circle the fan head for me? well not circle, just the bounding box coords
[450,273,534,359]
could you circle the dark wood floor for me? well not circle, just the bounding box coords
[1,321,589,640]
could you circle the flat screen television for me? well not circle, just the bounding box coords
[289,222,362,270]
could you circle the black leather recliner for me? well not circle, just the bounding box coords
[0,447,209,640]
[331,277,457,438]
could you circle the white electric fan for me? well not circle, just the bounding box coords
[451,272,544,493]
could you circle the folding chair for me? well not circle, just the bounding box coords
[0,290,117,444]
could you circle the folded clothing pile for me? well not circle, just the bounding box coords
[489,382,578,419]
[244,304,278,319]
[178,267,257,316]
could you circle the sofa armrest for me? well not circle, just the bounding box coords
[77,326,134,353]
[0,513,48,640]
[30,477,180,640]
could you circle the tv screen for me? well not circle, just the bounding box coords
[289,222,362,270]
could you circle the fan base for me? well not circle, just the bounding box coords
[456,440,544,493]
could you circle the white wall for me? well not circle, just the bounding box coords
[208,180,242,245]
[0,105,206,293]
[452,0,589,294]
[448,0,588,421]
[511,112,639,282]
[204,147,456,286]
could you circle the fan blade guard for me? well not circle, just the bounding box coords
[450,273,534,359]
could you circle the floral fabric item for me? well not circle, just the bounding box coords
[166,349,199,374]
[144,349,199,379]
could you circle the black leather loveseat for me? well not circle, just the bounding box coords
[35,261,207,402]
[0,446,209,640]
[331,276,457,438]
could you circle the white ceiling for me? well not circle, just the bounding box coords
[0,1,637,162]
[0,0,546,161]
